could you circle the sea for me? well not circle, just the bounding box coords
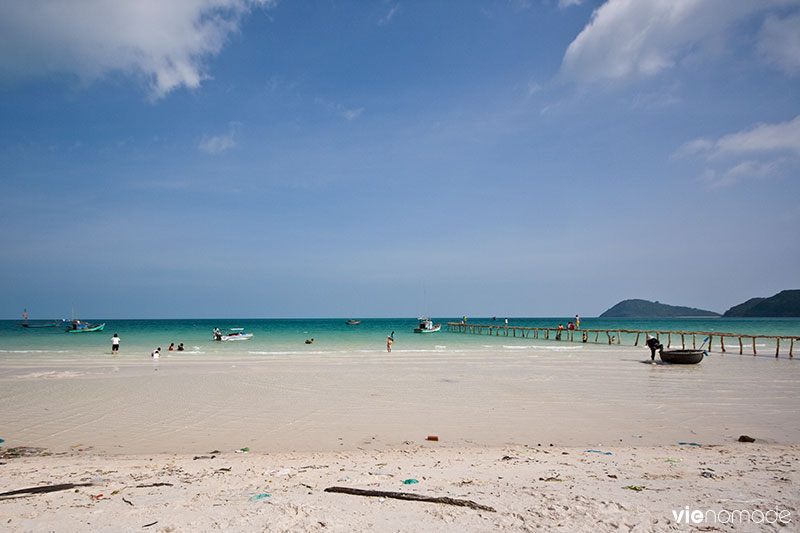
[1,317,799,362]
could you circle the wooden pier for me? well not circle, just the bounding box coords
[446,323,799,358]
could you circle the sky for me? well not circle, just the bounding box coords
[1,0,799,319]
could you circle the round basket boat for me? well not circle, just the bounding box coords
[659,349,705,364]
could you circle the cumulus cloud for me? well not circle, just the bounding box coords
[0,0,274,99]
[560,0,795,85]
[199,122,241,154]
[678,115,800,187]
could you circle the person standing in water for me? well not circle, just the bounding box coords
[387,331,394,352]
[111,333,120,354]
[646,335,663,362]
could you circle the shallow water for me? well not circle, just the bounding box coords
[1,332,797,455]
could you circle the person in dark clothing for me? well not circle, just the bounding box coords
[646,335,663,361]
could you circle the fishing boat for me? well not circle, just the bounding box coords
[345,319,361,325]
[659,349,706,364]
[213,328,254,341]
[413,317,441,333]
[18,309,62,328]
[66,321,105,333]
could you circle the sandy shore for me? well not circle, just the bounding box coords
[1,344,798,530]
[1,442,797,532]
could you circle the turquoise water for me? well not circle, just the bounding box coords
[1,317,799,361]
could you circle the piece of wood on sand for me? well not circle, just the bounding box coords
[324,486,496,512]
[0,483,93,499]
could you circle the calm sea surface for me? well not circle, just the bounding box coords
[1,317,798,362]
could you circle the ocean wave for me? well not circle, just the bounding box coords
[0,350,73,354]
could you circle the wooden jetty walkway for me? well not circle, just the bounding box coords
[446,323,799,358]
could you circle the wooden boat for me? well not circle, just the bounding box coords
[345,319,361,325]
[659,349,706,364]
[414,317,441,333]
[66,322,105,333]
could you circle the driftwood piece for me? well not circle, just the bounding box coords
[324,486,496,512]
[0,483,93,499]
[135,483,174,488]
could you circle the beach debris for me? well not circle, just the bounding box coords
[0,482,93,499]
[539,477,563,482]
[738,435,756,443]
[324,486,496,512]
[426,435,439,441]
[607,474,618,479]
[0,446,50,459]
[402,479,419,484]
[585,450,612,455]
[248,493,271,502]
[193,455,216,460]
[235,447,250,453]
[269,468,292,476]
[664,458,682,463]
[122,497,134,506]
[135,483,173,488]
[623,485,643,491]
[632,434,642,438]
[701,471,716,478]
[678,442,702,447]
[143,521,158,528]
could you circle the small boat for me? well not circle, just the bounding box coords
[413,317,441,333]
[659,349,706,364]
[345,319,361,325]
[21,322,62,328]
[213,328,254,341]
[66,321,105,333]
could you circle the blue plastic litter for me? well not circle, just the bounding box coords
[585,450,612,455]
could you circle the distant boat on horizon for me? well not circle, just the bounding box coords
[345,319,361,325]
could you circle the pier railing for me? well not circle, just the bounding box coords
[446,323,799,358]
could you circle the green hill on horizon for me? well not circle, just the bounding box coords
[600,299,720,318]
[723,290,800,317]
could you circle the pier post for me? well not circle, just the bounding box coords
[776,338,780,357]
[721,336,726,353]
[681,334,685,350]
[692,334,696,349]
[752,337,757,356]
[790,338,794,358]
[667,333,671,348]
[634,332,640,346]
[739,337,743,354]
[708,335,712,352]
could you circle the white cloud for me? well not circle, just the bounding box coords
[560,0,794,85]
[0,0,274,99]
[199,122,241,154]
[379,4,401,26]
[678,115,800,187]
[757,13,800,76]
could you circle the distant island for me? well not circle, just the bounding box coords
[599,299,720,318]
[722,290,800,317]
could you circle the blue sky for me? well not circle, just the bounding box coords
[1,0,799,319]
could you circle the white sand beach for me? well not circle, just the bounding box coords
[1,344,798,531]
